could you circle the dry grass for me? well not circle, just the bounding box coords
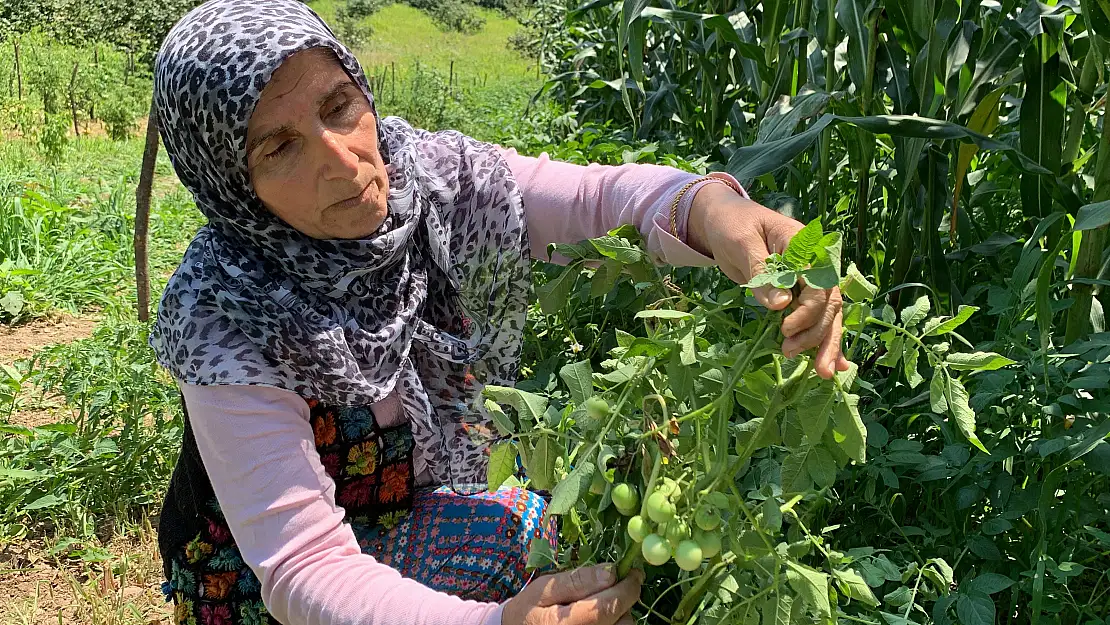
[0,516,172,625]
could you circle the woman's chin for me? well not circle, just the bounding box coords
[322,201,388,240]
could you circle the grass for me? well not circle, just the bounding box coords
[310,1,542,93]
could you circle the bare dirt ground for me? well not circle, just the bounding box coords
[0,517,172,625]
[0,314,98,366]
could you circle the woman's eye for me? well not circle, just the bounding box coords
[328,99,350,118]
[264,140,291,160]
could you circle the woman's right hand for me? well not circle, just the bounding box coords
[501,564,644,625]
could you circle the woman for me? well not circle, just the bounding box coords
[151,2,849,624]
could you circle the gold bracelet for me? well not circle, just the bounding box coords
[668,175,744,240]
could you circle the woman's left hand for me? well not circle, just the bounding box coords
[685,181,852,380]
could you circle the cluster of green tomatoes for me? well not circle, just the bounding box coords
[608,477,724,571]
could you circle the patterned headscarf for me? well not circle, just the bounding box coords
[149,0,531,488]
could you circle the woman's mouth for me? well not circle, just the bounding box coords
[329,181,374,211]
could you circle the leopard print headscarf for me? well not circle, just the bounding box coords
[149,0,531,489]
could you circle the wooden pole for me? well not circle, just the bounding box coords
[69,62,80,137]
[135,92,159,322]
[13,40,21,100]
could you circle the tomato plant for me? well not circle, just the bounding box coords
[485,222,1015,623]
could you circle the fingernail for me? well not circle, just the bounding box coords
[771,289,790,306]
[597,565,616,585]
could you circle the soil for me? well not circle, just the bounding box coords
[0,314,99,366]
[0,521,172,625]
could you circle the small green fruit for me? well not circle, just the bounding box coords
[612,483,639,515]
[674,540,704,571]
[642,534,671,566]
[646,491,676,524]
[694,528,722,558]
[626,515,651,542]
[694,505,721,531]
[666,519,691,546]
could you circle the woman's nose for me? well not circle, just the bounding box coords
[317,129,360,180]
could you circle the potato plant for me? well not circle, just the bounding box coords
[486,222,1013,624]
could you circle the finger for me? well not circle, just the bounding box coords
[753,285,793,310]
[781,285,833,340]
[531,564,618,607]
[838,355,853,371]
[615,615,635,625]
[556,569,644,625]
[813,310,844,379]
[782,292,840,358]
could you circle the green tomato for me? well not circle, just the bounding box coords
[645,491,676,524]
[666,519,691,546]
[657,477,682,500]
[694,528,722,558]
[584,396,610,419]
[611,483,639,514]
[589,470,607,496]
[673,540,704,572]
[626,515,651,543]
[694,505,721,531]
[641,534,671,566]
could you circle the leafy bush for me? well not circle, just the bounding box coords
[0,319,182,540]
[427,0,485,34]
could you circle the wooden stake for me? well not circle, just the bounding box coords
[69,62,80,137]
[13,40,22,100]
[135,92,160,323]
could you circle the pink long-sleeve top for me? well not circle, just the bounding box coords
[178,149,744,625]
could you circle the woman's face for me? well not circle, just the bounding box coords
[246,48,389,240]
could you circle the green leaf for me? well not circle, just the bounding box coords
[762,592,792,625]
[590,235,645,264]
[590,258,624,298]
[877,335,904,368]
[802,265,840,289]
[782,447,815,492]
[725,114,1050,184]
[483,386,549,425]
[536,264,580,315]
[527,434,559,491]
[930,368,948,414]
[785,219,824,269]
[832,393,867,463]
[0,291,24,317]
[833,568,880,607]
[678,326,697,366]
[945,375,987,453]
[0,468,46,481]
[484,399,516,435]
[26,494,64,511]
[807,447,838,488]
[884,585,914,607]
[548,460,596,516]
[487,442,517,492]
[903,344,924,389]
[525,536,557,570]
[762,497,783,532]
[956,592,995,625]
[1073,200,1110,231]
[841,262,878,301]
[966,573,1014,595]
[815,232,843,275]
[900,295,931,326]
[923,306,979,336]
[558,360,594,407]
[800,384,836,442]
[635,309,694,320]
[785,561,832,617]
[944,352,1016,371]
[1019,34,1065,219]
